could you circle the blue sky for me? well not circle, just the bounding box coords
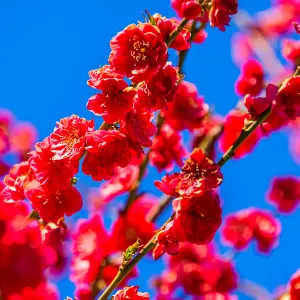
[1,0,299,299]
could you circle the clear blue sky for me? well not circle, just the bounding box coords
[1,0,299,299]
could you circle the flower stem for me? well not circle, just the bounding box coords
[147,195,173,223]
[166,18,189,46]
[217,107,271,167]
[97,214,175,300]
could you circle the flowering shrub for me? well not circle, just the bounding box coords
[1,1,300,300]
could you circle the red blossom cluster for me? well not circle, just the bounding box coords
[222,208,281,252]
[154,243,237,299]
[3,0,300,299]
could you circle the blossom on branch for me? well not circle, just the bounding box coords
[109,23,168,82]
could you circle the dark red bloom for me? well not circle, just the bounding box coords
[267,176,300,213]
[162,81,208,131]
[50,115,94,161]
[282,39,300,63]
[3,161,34,202]
[172,191,222,245]
[294,22,300,34]
[244,83,278,118]
[112,286,150,300]
[275,76,300,120]
[82,130,138,181]
[135,63,180,112]
[209,0,238,31]
[171,0,202,19]
[153,14,191,51]
[289,270,300,300]
[176,256,237,296]
[150,124,186,172]
[25,180,82,223]
[219,110,261,159]
[109,23,168,82]
[156,148,223,199]
[111,195,156,251]
[29,137,76,192]
[120,110,157,147]
[235,60,264,97]
[87,66,136,123]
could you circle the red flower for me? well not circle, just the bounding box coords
[256,4,297,36]
[153,14,191,51]
[29,137,76,191]
[100,165,139,202]
[177,256,237,296]
[71,215,110,285]
[120,110,157,147]
[162,81,208,131]
[74,285,93,300]
[171,0,202,19]
[0,127,9,155]
[250,210,281,253]
[50,115,94,161]
[156,148,223,199]
[0,108,13,130]
[235,60,264,97]
[111,195,156,251]
[202,292,236,300]
[209,0,238,31]
[7,283,58,300]
[244,83,278,118]
[3,161,34,202]
[222,210,253,250]
[41,222,68,275]
[275,76,300,120]
[289,270,300,300]
[222,209,281,253]
[0,211,54,299]
[87,66,136,123]
[87,65,123,90]
[9,122,37,161]
[152,223,179,260]
[193,115,224,160]
[219,110,261,159]
[25,180,83,223]
[267,176,300,213]
[112,286,150,300]
[135,63,180,112]
[282,39,300,63]
[150,124,186,172]
[109,23,168,82]
[172,191,222,245]
[82,130,138,181]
